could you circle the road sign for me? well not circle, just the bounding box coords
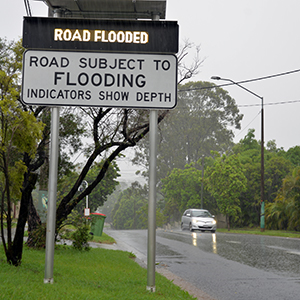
[23,17,179,54]
[21,50,177,109]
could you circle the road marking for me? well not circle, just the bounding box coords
[226,241,242,244]
[287,251,300,255]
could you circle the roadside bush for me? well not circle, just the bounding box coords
[71,217,91,251]
[26,224,46,249]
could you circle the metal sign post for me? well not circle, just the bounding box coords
[44,106,60,283]
[147,110,158,292]
[44,9,61,284]
[146,12,159,293]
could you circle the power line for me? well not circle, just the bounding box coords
[239,99,300,107]
[178,68,300,92]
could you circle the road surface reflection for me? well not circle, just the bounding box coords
[191,232,217,254]
[157,230,300,277]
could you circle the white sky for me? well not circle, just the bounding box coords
[1,0,300,155]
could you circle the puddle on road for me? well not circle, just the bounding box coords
[156,242,182,257]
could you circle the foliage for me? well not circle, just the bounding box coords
[0,37,204,265]
[132,80,243,182]
[266,167,300,231]
[57,160,120,215]
[281,145,300,167]
[205,152,247,229]
[98,181,129,223]
[111,182,148,229]
[0,38,44,265]
[81,160,120,213]
[26,224,47,249]
[161,161,217,222]
[136,203,167,228]
[71,221,91,251]
[54,39,203,231]
[111,181,166,229]
[232,129,293,227]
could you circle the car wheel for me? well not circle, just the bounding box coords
[181,223,184,230]
[189,223,193,232]
[211,230,216,233]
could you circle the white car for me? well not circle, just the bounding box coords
[181,209,217,233]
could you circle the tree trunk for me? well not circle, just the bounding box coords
[8,172,38,266]
[26,194,42,247]
[227,214,230,231]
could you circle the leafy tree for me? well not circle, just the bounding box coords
[233,129,293,227]
[111,182,148,229]
[133,80,243,183]
[0,39,44,264]
[266,167,300,230]
[205,152,247,230]
[98,181,129,223]
[282,146,300,167]
[161,161,217,222]
[53,40,203,231]
[111,181,166,229]
[75,161,120,214]
[1,38,202,265]
[265,155,293,201]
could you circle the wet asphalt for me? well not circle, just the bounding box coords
[106,228,300,300]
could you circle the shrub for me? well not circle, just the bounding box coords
[71,218,91,251]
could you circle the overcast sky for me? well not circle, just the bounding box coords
[1,0,300,153]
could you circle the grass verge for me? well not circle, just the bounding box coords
[89,232,115,244]
[217,228,300,239]
[0,245,195,300]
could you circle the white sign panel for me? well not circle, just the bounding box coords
[21,50,177,109]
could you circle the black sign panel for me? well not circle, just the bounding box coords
[23,17,178,54]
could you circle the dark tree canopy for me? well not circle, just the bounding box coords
[133,80,243,182]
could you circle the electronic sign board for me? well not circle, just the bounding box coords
[22,17,178,54]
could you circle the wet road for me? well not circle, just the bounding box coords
[106,228,300,300]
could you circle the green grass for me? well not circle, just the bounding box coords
[90,232,115,244]
[217,228,300,239]
[0,245,195,300]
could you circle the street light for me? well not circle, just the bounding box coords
[79,180,89,216]
[211,76,265,232]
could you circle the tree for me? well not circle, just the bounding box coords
[111,181,166,229]
[111,182,148,229]
[54,40,204,230]
[161,161,217,222]
[98,181,129,223]
[75,160,120,214]
[133,80,243,182]
[232,129,293,227]
[266,167,300,230]
[1,38,202,265]
[205,153,247,230]
[282,146,300,167]
[0,39,44,265]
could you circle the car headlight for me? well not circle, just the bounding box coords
[212,220,217,225]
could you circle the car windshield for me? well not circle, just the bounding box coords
[191,210,212,218]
